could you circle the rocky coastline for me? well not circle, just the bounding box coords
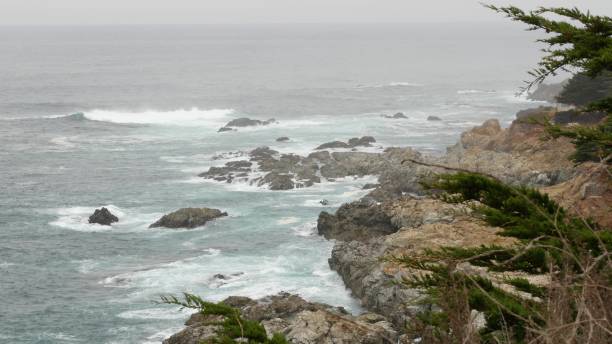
[164,106,610,343]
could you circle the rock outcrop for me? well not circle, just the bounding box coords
[276,136,290,142]
[438,108,576,187]
[164,293,398,344]
[323,197,519,329]
[200,143,422,190]
[426,115,442,121]
[149,208,227,229]
[88,207,119,225]
[218,117,276,132]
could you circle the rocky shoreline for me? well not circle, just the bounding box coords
[163,107,609,343]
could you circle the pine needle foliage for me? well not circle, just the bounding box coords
[483,4,612,92]
[160,293,288,344]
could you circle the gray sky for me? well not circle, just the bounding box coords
[1,0,610,25]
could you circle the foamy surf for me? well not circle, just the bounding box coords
[67,108,236,126]
[47,205,161,232]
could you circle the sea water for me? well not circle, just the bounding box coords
[0,23,548,343]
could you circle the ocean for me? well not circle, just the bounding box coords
[0,23,547,343]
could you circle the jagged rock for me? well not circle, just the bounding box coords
[320,199,329,206]
[362,183,380,190]
[427,115,442,121]
[317,200,397,242]
[440,109,576,187]
[258,172,295,190]
[164,293,398,344]
[276,136,290,142]
[88,207,118,226]
[328,203,519,330]
[149,208,227,229]
[200,142,421,191]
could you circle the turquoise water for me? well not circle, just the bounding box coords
[0,24,546,343]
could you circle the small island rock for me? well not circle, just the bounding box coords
[149,208,228,229]
[88,207,119,226]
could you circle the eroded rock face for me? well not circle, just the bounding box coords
[164,293,398,344]
[149,208,227,229]
[88,207,118,225]
[324,197,518,330]
[439,109,576,187]
[543,162,612,228]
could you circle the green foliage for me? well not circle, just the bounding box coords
[160,293,289,344]
[486,4,612,165]
[403,173,611,342]
[557,71,612,106]
[484,5,612,92]
[505,277,546,298]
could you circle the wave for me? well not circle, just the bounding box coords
[51,108,235,126]
[457,89,496,95]
[357,81,424,88]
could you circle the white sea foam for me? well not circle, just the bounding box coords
[292,221,317,237]
[48,205,159,232]
[80,108,235,125]
[457,89,496,94]
[277,217,300,225]
[357,81,424,88]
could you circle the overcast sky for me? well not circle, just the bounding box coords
[1,0,610,25]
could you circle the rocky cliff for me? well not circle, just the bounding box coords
[165,107,609,343]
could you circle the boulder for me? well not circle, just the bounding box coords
[149,208,227,229]
[88,207,119,226]
[276,136,290,142]
[427,115,442,121]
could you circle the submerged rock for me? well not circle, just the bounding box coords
[427,115,442,121]
[315,140,351,150]
[88,207,119,226]
[218,117,276,132]
[315,136,377,150]
[383,112,408,119]
[276,136,290,142]
[149,208,227,229]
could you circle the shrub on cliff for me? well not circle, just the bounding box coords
[160,293,288,344]
[397,173,611,343]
